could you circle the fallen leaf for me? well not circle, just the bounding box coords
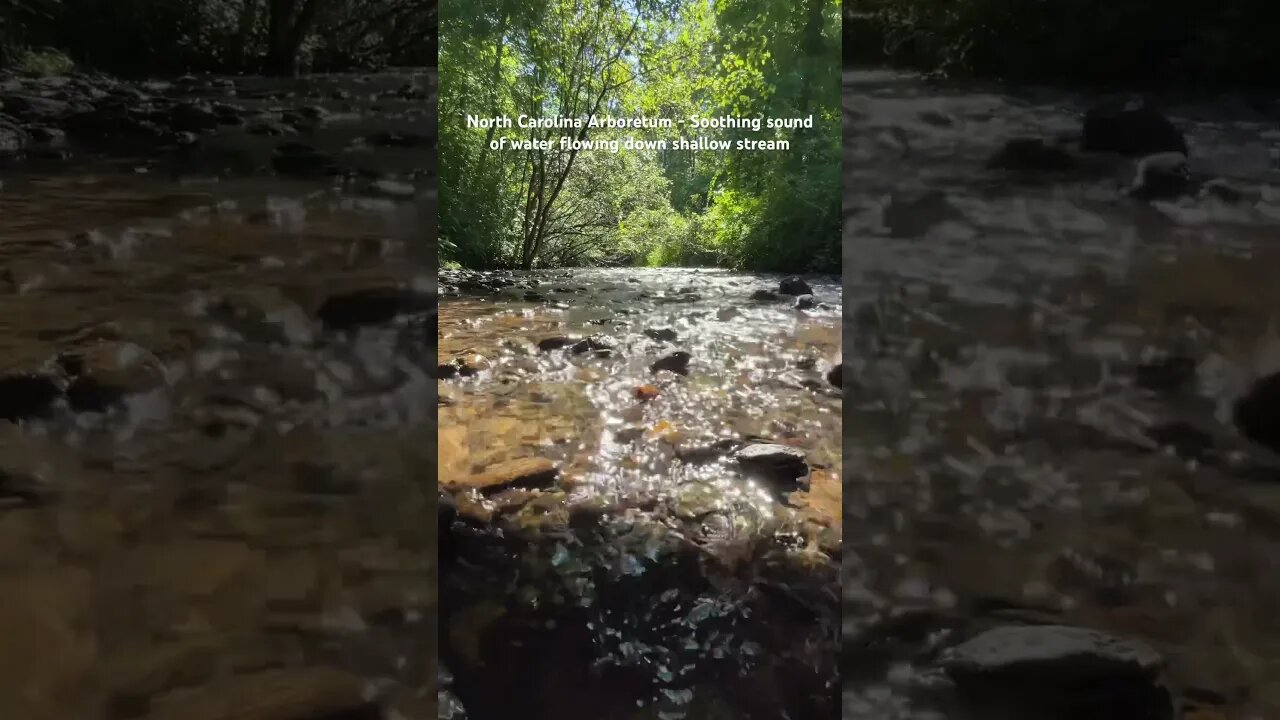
[634,384,660,401]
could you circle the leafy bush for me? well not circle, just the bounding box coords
[14,46,71,74]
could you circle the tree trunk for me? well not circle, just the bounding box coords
[474,9,506,181]
[264,0,326,76]
[232,0,260,72]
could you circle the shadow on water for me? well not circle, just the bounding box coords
[843,69,1280,720]
[437,268,842,719]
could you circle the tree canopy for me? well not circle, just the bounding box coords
[439,0,841,271]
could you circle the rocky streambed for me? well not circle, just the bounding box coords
[436,268,842,719]
[0,71,434,720]
[843,69,1280,720]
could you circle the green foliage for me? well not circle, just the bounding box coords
[441,0,841,272]
[847,0,1280,88]
[1,0,436,76]
[14,46,72,74]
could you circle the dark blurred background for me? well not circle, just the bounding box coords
[845,0,1279,88]
[1,0,438,77]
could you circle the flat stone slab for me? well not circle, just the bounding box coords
[938,625,1164,681]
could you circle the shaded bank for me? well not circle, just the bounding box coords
[1,0,438,77]
[844,1,1280,89]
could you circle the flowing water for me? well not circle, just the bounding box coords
[437,268,842,719]
[0,74,434,720]
[843,69,1280,719]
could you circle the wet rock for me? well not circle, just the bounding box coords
[316,287,433,331]
[1126,152,1191,200]
[289,104,329,122]
[455,352,492,376]
[271,142,340,177]
[0,94,69,122]
[63,106,164,143]
[1144,420,1216,461]
[207,288,316,344]
[650,350,691,375]
[779,276,812,296]
[25,125,65,146]
[537,336,574,352]
[795,294,818,310]
[938,625,1172,720]
[1083,101,1187,157]
[146,667,379,720]
[247,120,297,137]
[439,677,469,719]
[826,354,842,388]
[988,137,1078,173]
[919,110,953,127]
[57,340,169,412]
[0,373,62,421]
[170,102,220,132]
[1133,355,1197,394]
[443,457,560,493]
[882,189,963,238]
[367,178,415,199]
[168,130,200,147]
[1234,371,1280,454]
[644,327,679,342]
[0,425,66,506]
[367,130,433,148]
[570,336,612,355]
[750,289,780,302]
[735,443,809,489]
[0,115,26,155]
[1198,178,1246,204]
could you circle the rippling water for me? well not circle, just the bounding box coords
[438,267,842,718]
[843,69,1280,719]
[0,169,433,719]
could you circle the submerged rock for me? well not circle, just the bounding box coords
[1126,152,1191,200]
[987,137,1078,173]
[316,287,432,331]
[650,351,691,375]
[938,625,1172,720]
[826,354,843,388]
[0,115,25,156]
[779,276,812,296]
[536,336,574,352]
[570,336,612,355]
[795,294,818,310]
[735,443,809,489]
[1083,101,1186,157]
[0,373,62,422]
[271,142,340,177]
[1234,371,1280,454]
[57,340,170,412]
[644,327,679,342]
[443,457,560,494]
